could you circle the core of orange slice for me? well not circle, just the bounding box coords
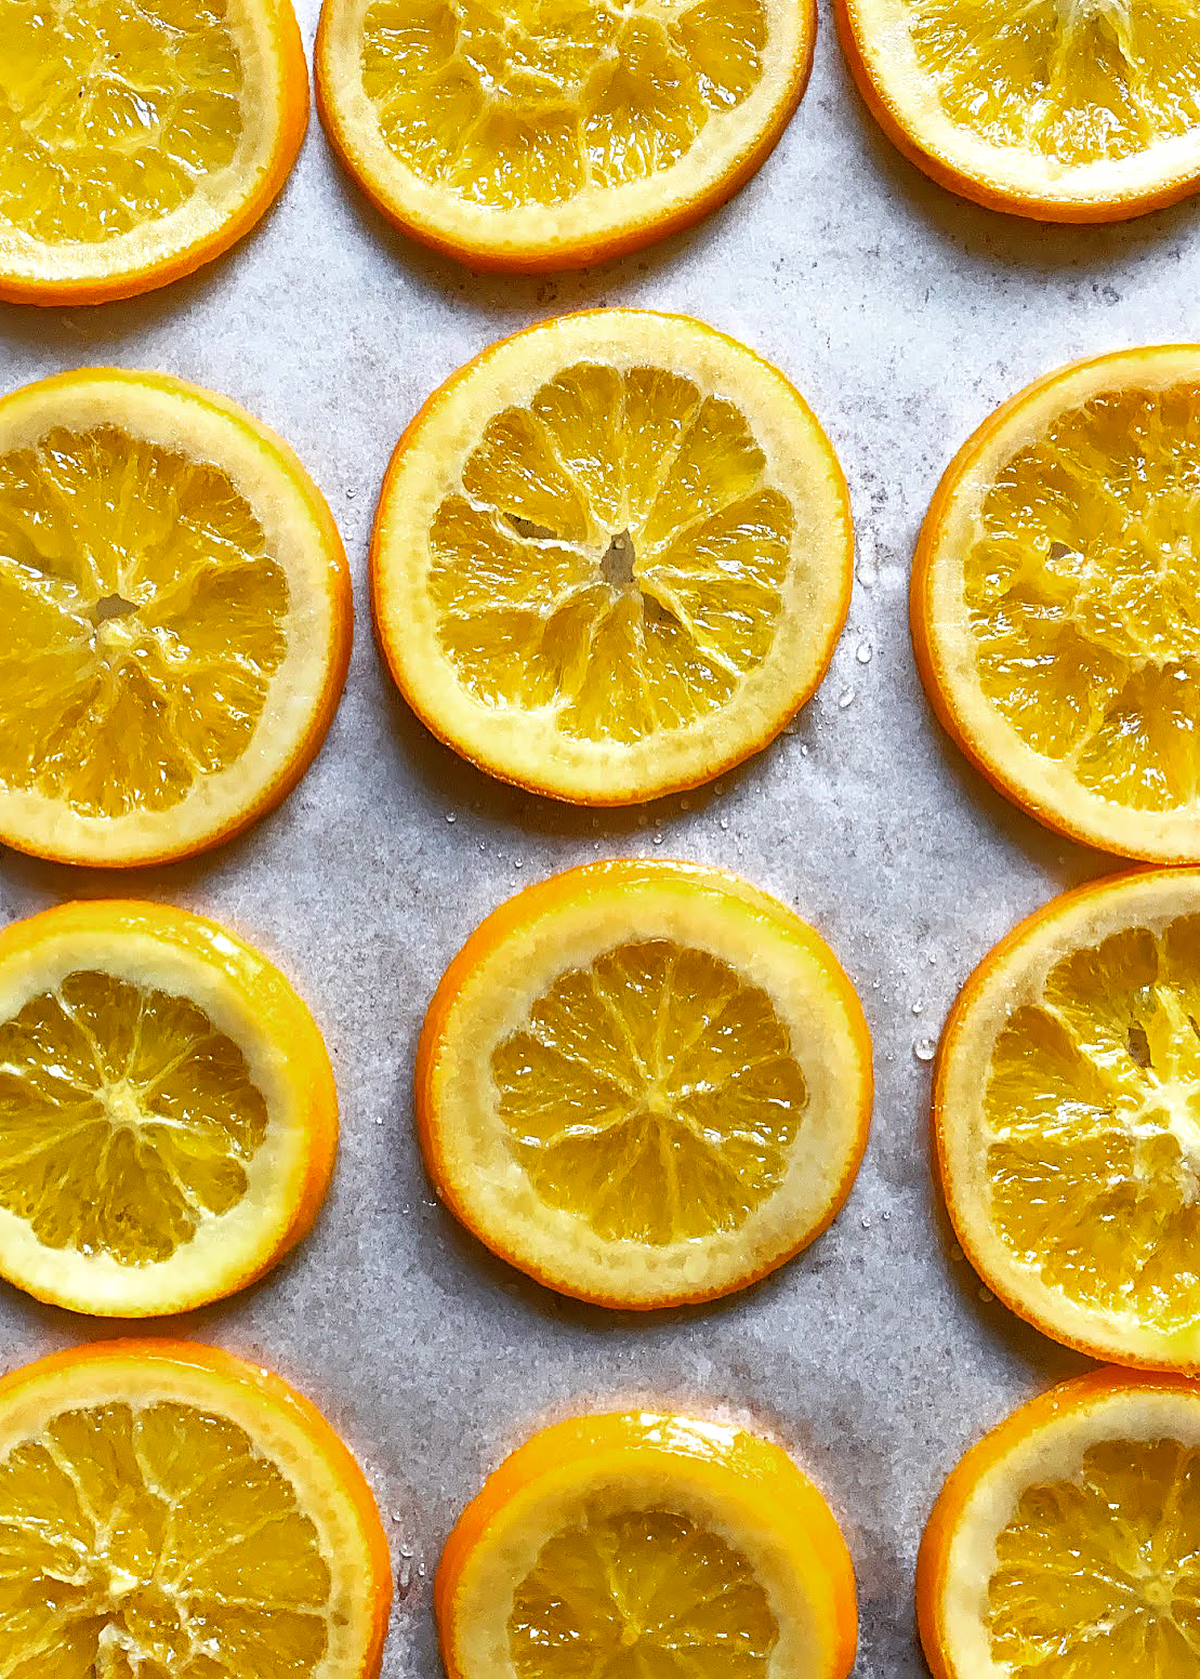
[372,309,852,805]
[438,1411,858,1679]
[417,858,872,1309]
[918,1367,1200,1679]
[0,0,308,305]
[913,345,1200,863]
[837,0,1200,221]
[934,867,1200,1371]
[0,368,351,867]
[0,1338,391,1675]
[315,0,814,270]
[0,899,337,1317]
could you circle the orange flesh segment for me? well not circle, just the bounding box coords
[490,937,808,1243]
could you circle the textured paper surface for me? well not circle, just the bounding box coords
[0,3,1194,1671]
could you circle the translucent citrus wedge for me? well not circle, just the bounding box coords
[0,0,308,305]
[0,368,351,867]
[372,310,852,804]
[934,868,1200,1371]
[918,1367,1200,1679]
[837,0,1200,220]
[0,1338,391,1675]
[438,1411,857,1679]
[913,346,1200,863]
[0,899,337,1317]
[417,859,872,1308]
[315,0,814,270]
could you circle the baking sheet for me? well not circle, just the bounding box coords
[0,3,1192,1670]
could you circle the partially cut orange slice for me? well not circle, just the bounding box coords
[919,1367,1200,1679]
[417,859,872,1308]
[438,1411,857,1679]
[935,867,1200,1371]
[838,0,1200,221]
[315,0,815,269]
[913,346,1200,862]
[372,309,852,805]
[0,1338,391,1675]
[0,899,337,1317]
[0,0,309,304]
[0,369,351,867]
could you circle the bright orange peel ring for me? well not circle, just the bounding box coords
[0,1338,391,1675]
[438,1411,858,1679]
[417,858,872,1309]
[0,898,337,1317]
[315,0,815,270]
[913,346,1200,863]
[837,0,1200,222]
[371,309,852,805]
[0,368,351,867]
[935,867,1200,1372]
[0,0,308,305]
[918,1367,1200,1679]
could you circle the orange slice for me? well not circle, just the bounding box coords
[372,309,852,805]
[0,0,308,305]
[438,1411,857,1679]
[315,0,814,270]
[934,867,1200,1371]
[0,899,337,1317]
[913,346,1200,863]
[918,1367,1200,1679]
[837,0,1200,221]
[417,859,872,1308]
[0,368,351,867]
[0,1338,391,1675]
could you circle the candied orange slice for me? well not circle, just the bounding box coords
[0,0,308,304]
[439,1411,857,1679]
[913,346,1200,862]
[919,1367,1200,1679]
[0,369,351,866]
[838,0,1200,220]
[372,310,852,805]
[0,1338,390,1675]
[315,0,815,268]
[935,867,1200,1370]
[0,899,336,1316]
[417,859,871,1308]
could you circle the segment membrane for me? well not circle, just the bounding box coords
[987,1437,1200,1673]
[361,0,767,205]
[430,362,793,743]
[0,423,288,817]
[0,0,244,245]
[0,1400,331,1676]
[491,938,807,1243]
[0,969,268,1263]
[908,0,1200,164]
[963,382,1200,808]
[510,1506,778,1679]
[982,913,1200,1328]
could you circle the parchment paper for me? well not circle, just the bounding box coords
[1,4,1192,1670]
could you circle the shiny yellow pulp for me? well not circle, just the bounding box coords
[983,914,1200,1329]
[909,0,1200,164]
[965,384,1200,810]
[0,423,288,818]
[510,1506,778,1679]
[0,0,244,245]
[361,0,766,208]
[0,1398,332,1675]
[987,1436,1200,1673]
[430,363,794,744]
[0,969,267,1264]
[491,938,807,1243]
